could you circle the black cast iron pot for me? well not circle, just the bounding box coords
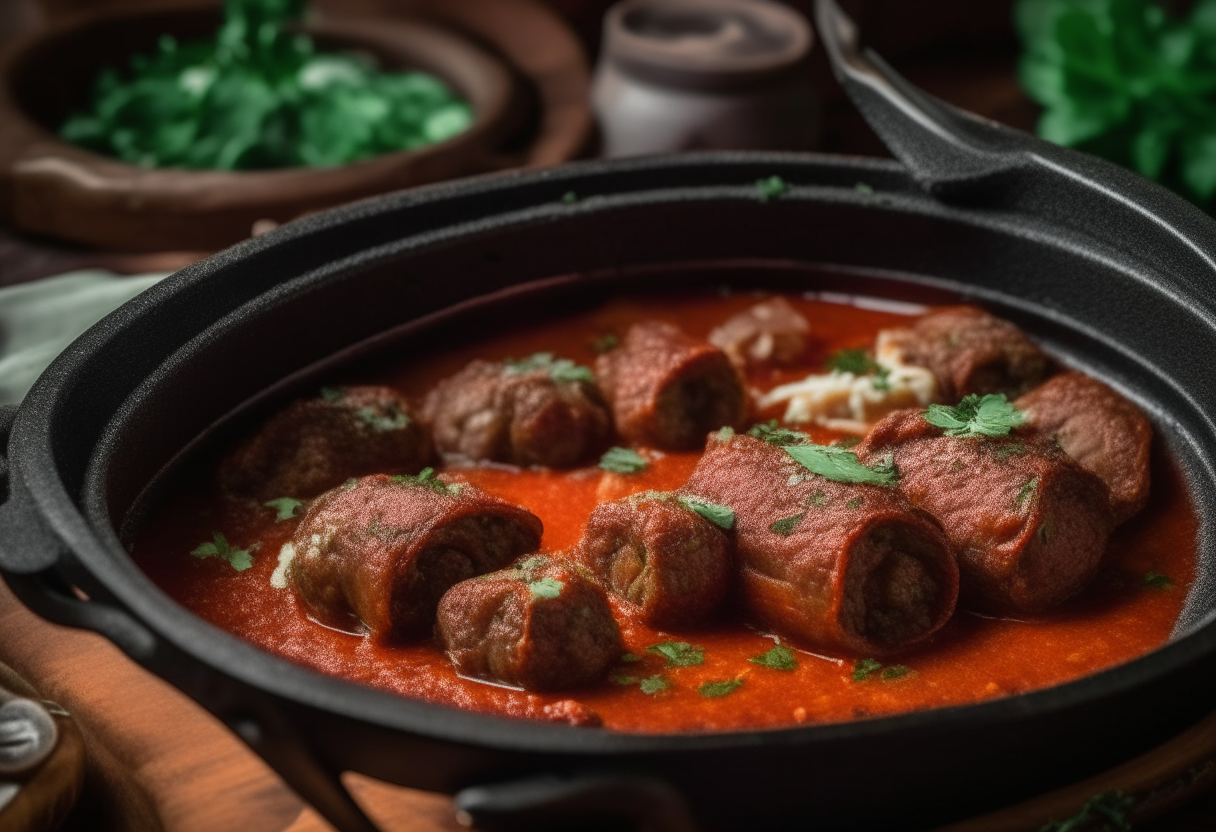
[3,3,1216,830]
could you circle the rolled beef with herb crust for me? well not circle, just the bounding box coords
[574,491,733,627]
[596,321,748,450]
[877,306,1054,402]
[287,472,543,641]
[437,555,623,691]
[218,385,432,501]
[1015,371,1152,525]
[857,407,1113,615]
[423,353,612,468]
[683,431,958,656]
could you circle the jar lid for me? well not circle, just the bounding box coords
[601,0,813,91]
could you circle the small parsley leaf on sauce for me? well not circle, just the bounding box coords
[639,675,670,695]
[392,467,460,496]
[591,333,619,354]
[620,652,643,663]
[610,673,638,686]
[1040,790,1134,832]
[677,496,735,530]
[264,497,303,522]
[191,532,253,572]
[825,349,891,390]
[646,641,704,667]
[923,394,1027,438]
[755,175,788,202]
[750,646,798,671]
[881,665,912,680]
[749,420,809,446]
[599,447,649,474]
[529,577,564,599]
[355,405,410,432]
[504,352,595,384]
[1144,572,1173,589]
[770,513,804,536]
[852,658,883,682]
[698,678,744,698]
[783,444,898,487]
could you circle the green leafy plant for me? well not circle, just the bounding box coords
[1017,0,1216,205]
[504,352,595,384]
[598,447,648,474]
[698,678,744,698]
[923,394,1027,438]
[749,645,798,670]
[646,641,705,667]
[191,532,253,571]
[783,444,898,487]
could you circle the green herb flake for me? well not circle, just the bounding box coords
[1144,572,1174,589]
[1039,790,1134,832]
[620,652,643,664]
[393,467,459,496]
[610,673,638,686]
[855,182,874,195]
[755,175,788,202]
[504,352,595,384]
[698,678,744,698]
[783,444,898,487]
[993,441,1027,461]
[826,348,879,376]
[749,420,809,446]
[191,532,254,572]
[264,497,303,522]
[750,645,798,671]
[676,496,735,530]
[770,513,805,536]
[529,577,564,599]
[852,658,883,682]
[355,405,410,432]
[923,394,1027,439]
[561,190,578,204]
[639,675,671,695]
[950,459,966,473]
[846,497,864,509]
[1015,477,1039,509]
[716,425,736,441]
[591,334,619,354]
[835,436,861,449]
[881,665,912,680]
[806,489,828,508]
[646,641,704,667]
[599,446,649,474]
[320,386,343,402]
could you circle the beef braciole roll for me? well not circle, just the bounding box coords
[857,399,1113,615]
[218,385,432,501]
[1016,371,1152,525]
[574,492,733,628]
[287,471,543,640]
[708,297,811,368]
[423,353,612,468]
[877,306,1054,401]
[437,555,622,691]
[596,321,747,450]
[683,430,958,656]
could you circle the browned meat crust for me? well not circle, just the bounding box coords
[218,386,432,501]
[437,555,622,691]
[574,493,732,627]
[596,321,747,450]
[288,473,543,641]
[708,297,810,368]
[684,432,958,656]
[1016,371,1152,525]
[422,358,612,468]
[858,409,1113,615]
[880,306,1054,401]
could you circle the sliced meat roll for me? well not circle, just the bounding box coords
[596,321,747,450]
[575,492,732,627]
[437,555,622,691]
[218,385,432,501]
[288,472,543,641]
[877,306,1054,402]
[858,409,1113,615]
[423,355,612,468]
[709,297,810,368]
[1016,371,1152,525]
[684,432,958,656]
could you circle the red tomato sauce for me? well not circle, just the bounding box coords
[131,291,1197,733]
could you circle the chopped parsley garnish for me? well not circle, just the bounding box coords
[834,436,861,449]
[355,405,410,432]
[1040,790,1134,832]
[882,665,912,680]
[529,577,564,599]
[320,386,343,402]
[677,496,735,530]
[749,420,809,446]
[783,444,898,487]
[852,658,883,682]
[639,675,671,695]
[1144,572,1173,589]
[392,467,460,496]
[806,489,828,508]
[716,425,736,441]
[591,333,619,354]
[770,513,804,536]
[561,190,578,204]
[755,175,788,202]
[698,678,744,698]
[825,349,891,390]
[620,652,643,664]
[1015,477,1039,509]
[646,641,704,667]
[264,497,303,522]
[191,532,253,572]
[750,645,798,671]
[610,673,638,686]
[993,441,1027,461]
[846,497,864,509]
[503,352,595,384]
[923,394,1027,438]
[599,447,648,474]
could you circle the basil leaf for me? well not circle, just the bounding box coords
[599,447,648,474]
[783,444,898,487]
[749,646,798,671]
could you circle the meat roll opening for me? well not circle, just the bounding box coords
[575,492,733,627]
[437,555,623,691]
[218,385,432,501]
[597,321,747,450]
[423,354,611,468]
[288,472,543,640]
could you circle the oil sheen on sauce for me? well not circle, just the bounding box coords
[131,292,1198,734]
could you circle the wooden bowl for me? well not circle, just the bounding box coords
[0,5,520,251]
